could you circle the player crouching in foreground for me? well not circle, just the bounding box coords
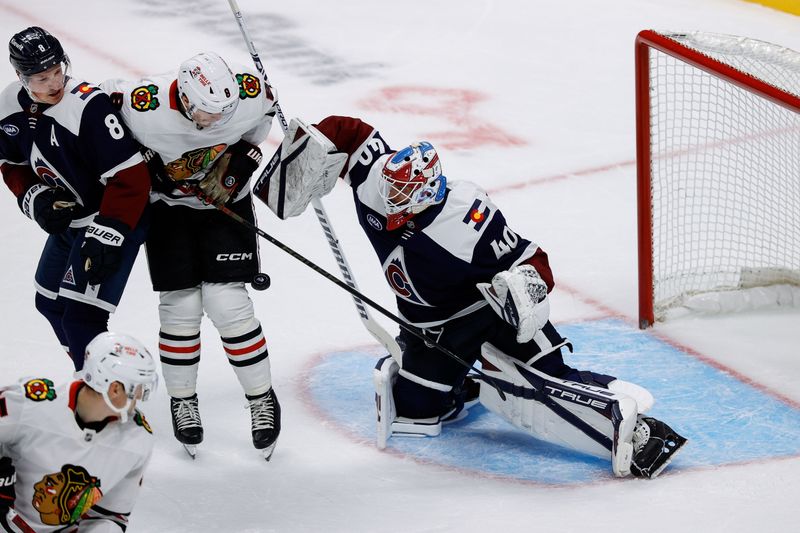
[257,115,687,479]
[0,332,157,532]
[101,52,280,460]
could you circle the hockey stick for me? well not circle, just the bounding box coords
[225,0,402,359]
[209,200,506,398]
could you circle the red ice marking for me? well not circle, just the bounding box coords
[358,86,526,150]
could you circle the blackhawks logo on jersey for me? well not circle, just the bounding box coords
[130,84,160,112]
[236,73,261,99]
[133,411,153,434]
[165,143,227,181]
[24,378,57,402]
[33,464,103,526]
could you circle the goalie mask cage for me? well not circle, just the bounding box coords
[636,30,800,328]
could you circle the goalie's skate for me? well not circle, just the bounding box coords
[170,395,203,459]
[630,416,688,479]
[247,388,281,461]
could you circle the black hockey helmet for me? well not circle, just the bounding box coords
[8,26,68,76]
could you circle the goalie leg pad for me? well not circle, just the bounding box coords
[480,343,639,477]
[374,355,442,449]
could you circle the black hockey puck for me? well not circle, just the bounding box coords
[251,273,271,291]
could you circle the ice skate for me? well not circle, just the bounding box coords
[170,394,203,459]
[247,388,281,461]
[630,416,687,479]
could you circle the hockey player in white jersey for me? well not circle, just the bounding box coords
[0,332,157,532]
[258,115,687,479]
[101,52,280,460]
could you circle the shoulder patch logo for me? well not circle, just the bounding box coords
[236,73,261,99]
[130,84,160,112]
[2,124,19,136]
[24,378,57,402]
[462,198,491,231]
[133,411,153,434]
[70,82,99,100]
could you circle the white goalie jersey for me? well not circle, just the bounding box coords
[0,379,154,532]
[101,63,275,209]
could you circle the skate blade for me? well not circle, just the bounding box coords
[646,436,688,479]
[183,444,197,459]
[261,442,277,461]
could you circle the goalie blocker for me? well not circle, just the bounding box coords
[254,118,347,220]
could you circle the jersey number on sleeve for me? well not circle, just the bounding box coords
[104,114,125,140]
[490,225,520,260]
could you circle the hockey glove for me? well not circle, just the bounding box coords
[255,118,347,219]
[198,140,263,204]
[141,146,176,194]
[81,216,130,285]
[477,264,550,343]
[18,183,76,234]
[0,457,15,516]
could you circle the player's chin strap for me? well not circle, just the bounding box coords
[224,0,403,361]
[204,195,506,400]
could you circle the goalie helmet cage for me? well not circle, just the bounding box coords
[635,29,800,328]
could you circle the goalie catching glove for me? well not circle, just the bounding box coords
[253,118,347,219]
[477,264,550,343]
[198,139,263,204]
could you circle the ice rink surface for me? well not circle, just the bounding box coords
[0,0,798,531]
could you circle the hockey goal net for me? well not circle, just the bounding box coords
[636,30,800,328]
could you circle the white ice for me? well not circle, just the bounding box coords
[0,0,798,531]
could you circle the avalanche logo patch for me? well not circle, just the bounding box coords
[130,84,160,112]
[382,248,431,306]
[63,265,76,285]
[70,82,99,100]
[237,73,261,99]
[24,378,57,402]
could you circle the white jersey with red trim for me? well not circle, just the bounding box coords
[101,63,275,209]
[0,379,153,532]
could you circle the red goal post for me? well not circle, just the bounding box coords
[636,30,800,328]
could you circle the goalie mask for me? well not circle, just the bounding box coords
[379,141,447,230]
[177,51,239,129]
[80,332,159,423]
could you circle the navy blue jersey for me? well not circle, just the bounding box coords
[0,78,144,226]
[316,116,545,328]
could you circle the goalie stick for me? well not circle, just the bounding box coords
[225,0,402,359]
[208,199,506,399]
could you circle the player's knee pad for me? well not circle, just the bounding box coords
[159,287,203,336]
[480,343,639,477]
[201,282,256,337]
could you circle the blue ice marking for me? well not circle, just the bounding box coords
[306,319,800,484]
